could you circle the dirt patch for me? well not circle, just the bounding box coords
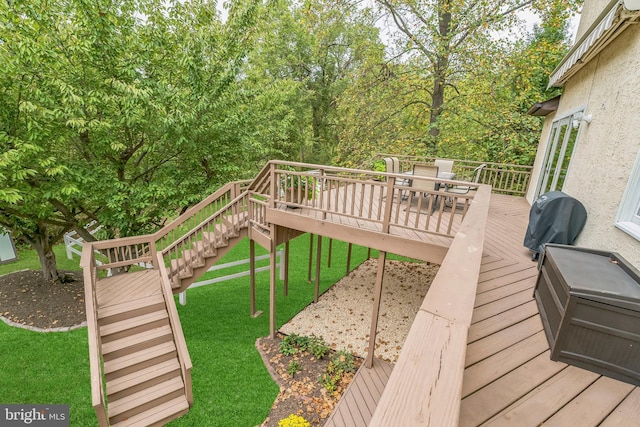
[0,270,86,330]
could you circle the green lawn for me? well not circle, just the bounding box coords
[0,234,385,426]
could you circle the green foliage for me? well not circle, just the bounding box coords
[307,335,331,359]
[0,0,261,278]
[280,333,303,356]
[287,360,302,377]
[318,350,356,393]
[245,0,384,164]
[279,333,330,359]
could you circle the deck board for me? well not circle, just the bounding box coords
[460,193,640,426]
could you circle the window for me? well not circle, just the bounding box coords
[534,110,583,199]
[616,150,640,240]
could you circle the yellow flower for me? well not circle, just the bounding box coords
[278,414,311,427]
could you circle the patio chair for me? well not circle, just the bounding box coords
[445,163,486,208]
[434,159,454,175]
[405,164,440,212]
[383,157,395,174]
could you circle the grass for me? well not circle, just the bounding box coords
[0,244,80,276]
[0,234,416,426]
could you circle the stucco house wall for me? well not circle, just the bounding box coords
[527,0,640,266]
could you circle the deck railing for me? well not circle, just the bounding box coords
[370,184,492,426]
[268,161,474,238]
[372,154,532,196]
[80,245,109,427]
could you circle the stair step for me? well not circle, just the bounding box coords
[98,294,166,325]
[193,240,216,258]
[203,229,229,248]
[104,341,177,380]
[108,376,185,424]
[184,248,206,269]
[100,310,169,343]
[170,257,193,280]
[102,325,173,361]
[109,395,189,427]
[107,359,181,401]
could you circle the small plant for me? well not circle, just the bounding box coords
[279,333,328,357]
[308,334,330,359]
[278,414,310,427]
[279,336,298,356]
[287,360,302,377]
[331,350,356,373]
[319,350,356,393]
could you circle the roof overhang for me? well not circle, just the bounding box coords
[548,0,640,88]
[526,95,561,116]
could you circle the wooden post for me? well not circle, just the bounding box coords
[327,238,333,268]
[314,235,322,303]
[308,233,314,283]
[284,241,290,296]
[346,243,352,275]
[249,239,256,316]
[366,251,387,368]
[269,227,277,339]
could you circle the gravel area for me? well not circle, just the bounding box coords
[280,259,439,363]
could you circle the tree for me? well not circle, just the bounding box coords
[375,0,581,155]
[246,0,383,164]
[0,0,259,281]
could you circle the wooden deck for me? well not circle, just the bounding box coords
[328,193,640,426]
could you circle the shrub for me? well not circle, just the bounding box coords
[307,334,330,359]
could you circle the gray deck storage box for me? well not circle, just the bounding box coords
[534,244,640,386]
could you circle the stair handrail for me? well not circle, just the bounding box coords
[156,252,194,406]
[80,244,109,427]
[153,180,251,251]
[159,190,250,257]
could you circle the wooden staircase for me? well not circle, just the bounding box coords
[167,211,250,292]
[82,180,256,426]
[92,271,191,426]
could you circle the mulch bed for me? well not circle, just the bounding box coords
[0,270,86,330]
[257,333,362,427]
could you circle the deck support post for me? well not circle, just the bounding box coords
[328,238,333,268]
[249,239,256,316]
[308,233,314,283]
[346,243,352,275]
[269,227,278,339]
[284,241,290,296]
[314,236,323,303]
[365,251,387,369]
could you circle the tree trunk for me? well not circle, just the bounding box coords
[427,6,452,156]
[33,233,63,283]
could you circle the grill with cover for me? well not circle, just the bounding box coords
[523,191,587,260]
